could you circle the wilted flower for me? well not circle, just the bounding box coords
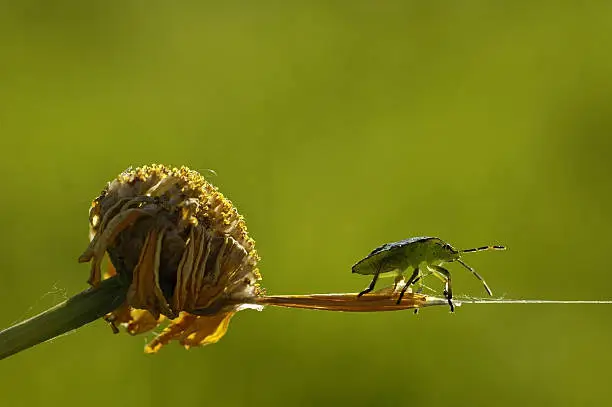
[79,164,263,352]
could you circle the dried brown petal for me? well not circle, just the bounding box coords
[127,228,175,319]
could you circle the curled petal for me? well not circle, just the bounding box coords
[127,228,175,319]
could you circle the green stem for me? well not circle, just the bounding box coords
[0,275,128,361]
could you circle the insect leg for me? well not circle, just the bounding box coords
[412,276,424,315]
[357,263,383,297]
[430,265,455,312]
[396,267,420,304]
[357,273,379,297]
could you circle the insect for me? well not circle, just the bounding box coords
[352,237,505,312]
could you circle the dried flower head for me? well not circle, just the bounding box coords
[78,164,263,352]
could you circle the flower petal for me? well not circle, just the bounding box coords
[144,311,235,354]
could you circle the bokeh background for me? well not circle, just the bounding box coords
[2,2,612,406]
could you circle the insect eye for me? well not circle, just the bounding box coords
[443,243,457,253]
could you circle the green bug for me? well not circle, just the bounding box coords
[352,237,505,312]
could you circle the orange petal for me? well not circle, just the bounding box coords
[125,309,165,335]
[105,305,165,335]
[144,311,235,354]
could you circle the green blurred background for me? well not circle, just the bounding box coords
[1,2,612,406]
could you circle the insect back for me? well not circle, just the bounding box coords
[352,237,439,299]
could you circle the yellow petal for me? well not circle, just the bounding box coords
[105,305,165,335]
[144,311,235,354]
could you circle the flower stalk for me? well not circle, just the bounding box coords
[0,274,128,360]
[0,275,445,360]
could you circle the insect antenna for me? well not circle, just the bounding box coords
[456,259,493,296]
[460,245,506,253]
